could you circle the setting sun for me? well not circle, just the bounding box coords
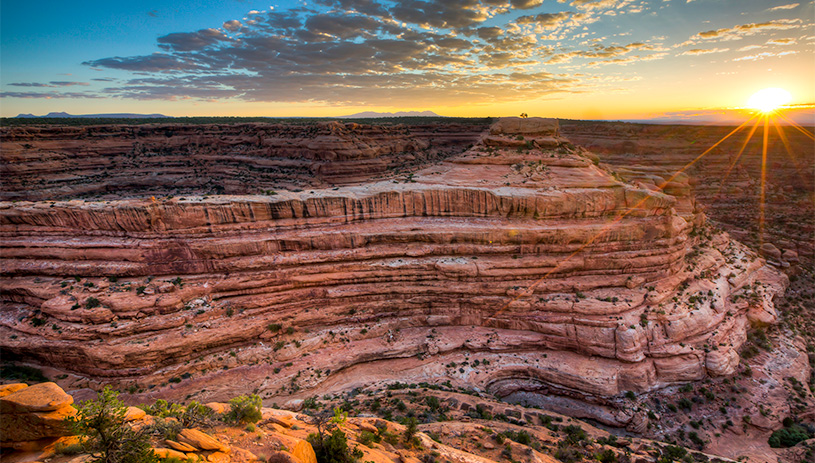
[747,88,792,113]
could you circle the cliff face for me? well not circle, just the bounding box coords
[0,121,487,200]
[0,118,786,429]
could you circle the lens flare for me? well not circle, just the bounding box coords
[747,88,792,113]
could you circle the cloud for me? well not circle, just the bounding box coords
[8,81,90,87]
[223,20,242,32]
[678,47,729,55]
[767,3,799,11]
[0,91,102,99]
[733,50,798,61]
[689,19,802,42]
[83,54,199,72]
[766,37,796,45]
[157,28,233,52]
[73,1,664,106]
[49,81,90,86]
[516,11,574,29]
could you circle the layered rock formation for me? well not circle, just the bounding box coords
[0,121,487,200]
[0,382,76,445]
[560,120,815,264]
[0,118,786,428]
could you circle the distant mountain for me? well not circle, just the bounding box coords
[337,110,442,118]
[14,112,169,119]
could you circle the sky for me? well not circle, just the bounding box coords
[1,0,813,120]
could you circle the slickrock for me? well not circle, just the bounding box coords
[153,447,190,460]
[0,117,787,427]
[178,428,231,453]
[0,382,77,443]
[291,440,317,463]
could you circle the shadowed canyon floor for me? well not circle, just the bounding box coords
[1,117,813,463]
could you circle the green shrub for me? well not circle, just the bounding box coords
[67,386,159,463]
[358,430,379,447]
[596,448,618,463]
[85,297,102,309]
[225,394,263,424]
[307,429,363,463]
[768,424,811,448]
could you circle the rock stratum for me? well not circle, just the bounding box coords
[0,121,486,199]
[0,118,787,431]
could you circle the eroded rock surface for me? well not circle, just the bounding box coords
[0,121,487,200]
[0,118,786,427]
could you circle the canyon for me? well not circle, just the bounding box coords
[1,117,812,462]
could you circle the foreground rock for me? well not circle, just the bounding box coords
[0,382,77,444]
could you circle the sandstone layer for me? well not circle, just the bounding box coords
[0,118,786,429]
[0,121,487,200]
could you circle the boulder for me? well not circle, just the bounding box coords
[291,439,317,463]
[0,382,77,443]
[153,447,190,460]
[759,243,782,260]
[124,406,146,422]
[178,428,230,452]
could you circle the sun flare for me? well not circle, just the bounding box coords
[746,88,792,113]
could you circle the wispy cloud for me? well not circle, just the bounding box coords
[767,3,799,12]
[678,47,729,55]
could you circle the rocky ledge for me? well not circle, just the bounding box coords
[0,118,786,430]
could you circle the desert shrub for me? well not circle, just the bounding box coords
[596,448,618,463]
[563,425,587,445]
[554,445,581,463]
[358,430,379,447]
[768,424,811,448]
[404,417,420,447]
[141,399,213,428]
[503,430,532,445]
[425,396,440,411]
[67,386,159,463]
[225,394,263,424]
[308,429,363,463]
[657,445,687,463]
[85,297,102,309]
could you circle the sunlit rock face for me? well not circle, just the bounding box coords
[0,117,785,428]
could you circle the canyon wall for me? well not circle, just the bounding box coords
[0,121,487,200]
[0,118,786,428]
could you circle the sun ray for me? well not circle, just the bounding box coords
[759,114,769,246]
[770,116,808,183]
[494,113,760,312]
[712,116,762,201]
[776,112,815,140]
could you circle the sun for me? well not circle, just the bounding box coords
[746,88,792,113]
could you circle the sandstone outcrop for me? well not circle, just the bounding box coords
[0,382,76,444]
[0,118,786,428]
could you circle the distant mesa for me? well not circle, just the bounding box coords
[337,110,442,118]
[13,111,169,119]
